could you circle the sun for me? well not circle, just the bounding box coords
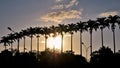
[47,35,62,50]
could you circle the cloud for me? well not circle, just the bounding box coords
[65,0,79,8]
[38,0,81,24]
[41,10,82,23]
[55,0,63,3]
[51,4,64,10]
[52,0,79,10]
[99,11,119,17]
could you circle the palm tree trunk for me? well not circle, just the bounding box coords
[53,40,55,52]
[37,36,40,53]
[61,34,63,53]
[71,33,73,52]
[101,28,104,47]
[4,43,6,50]
[23,37,25,52]
[5,46,6,50]
[90,30,92,55]
[30,36,33,52]
[80,31,82,55]
[11,43,13,51]
[45,35,47,51]
[112,29,116,53]
[17,39,20,51]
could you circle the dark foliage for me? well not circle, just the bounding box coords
[90,46,120,67]
[0,46,120,68]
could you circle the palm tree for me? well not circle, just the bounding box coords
[76,21,87,55]
[27,27,35,52]
[50,25,58,36]
[107,15,119,53]
[67,23,76,52]
[7,33,16,51]
[35,27,43,54]
[87,19,99,55]
[0,36,10,50]
[49,25,58,52]
[42,27,50,51]
[57,24,68,53]
[97,17,109,47]
[21,29,28,52]
[14,32,22,51]
[117,16,120,28]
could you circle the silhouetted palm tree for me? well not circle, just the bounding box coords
[97,17,109,47]
[43,27,50,51]
[107,15,119,53]
[27,27,35,52]
[7,33,16,51]
[117,16,120,28]
[57,24,68,53]
[35,27,43,53]
[49,25,58,37]
[76,21,87,55]
[50,25,60,52]
[21,29,28,52]
[0,36,10,50]
[67,23,76,52]
[87,19,99,55]
[14,32,22,51]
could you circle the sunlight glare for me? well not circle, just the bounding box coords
[48,35,61,50]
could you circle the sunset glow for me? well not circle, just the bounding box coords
[48,35,62,50]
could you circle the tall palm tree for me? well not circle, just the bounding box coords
[7,33,16,51]
[76,21,87,55]
[67,23,76,52]
[57,24,68,53]
[14,32,22,51]
[107,15,119,53]
[49,25,58,52]
[27,27,35,52]
[21,29,28,52]
[87,19,99,55]
[97,17,109,47]
[42,27,50,51]
[35,27,43,53]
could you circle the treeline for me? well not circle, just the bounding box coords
[0,15,120,56]
[0,46,120,68]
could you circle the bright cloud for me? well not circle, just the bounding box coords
[40,0,81,23]
[65,0,78,8]
[41,10,82,23]
[52,0,79,10]
[55,0,63,2]
[51,4,64,10]
[99,11,119,17]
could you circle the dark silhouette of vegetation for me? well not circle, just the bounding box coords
[90,46,120,67]
[0,49,87,68]
[0,47,120,68]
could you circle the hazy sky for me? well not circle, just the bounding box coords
[0,0,120,57]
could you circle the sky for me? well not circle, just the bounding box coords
[0,0,120,58]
